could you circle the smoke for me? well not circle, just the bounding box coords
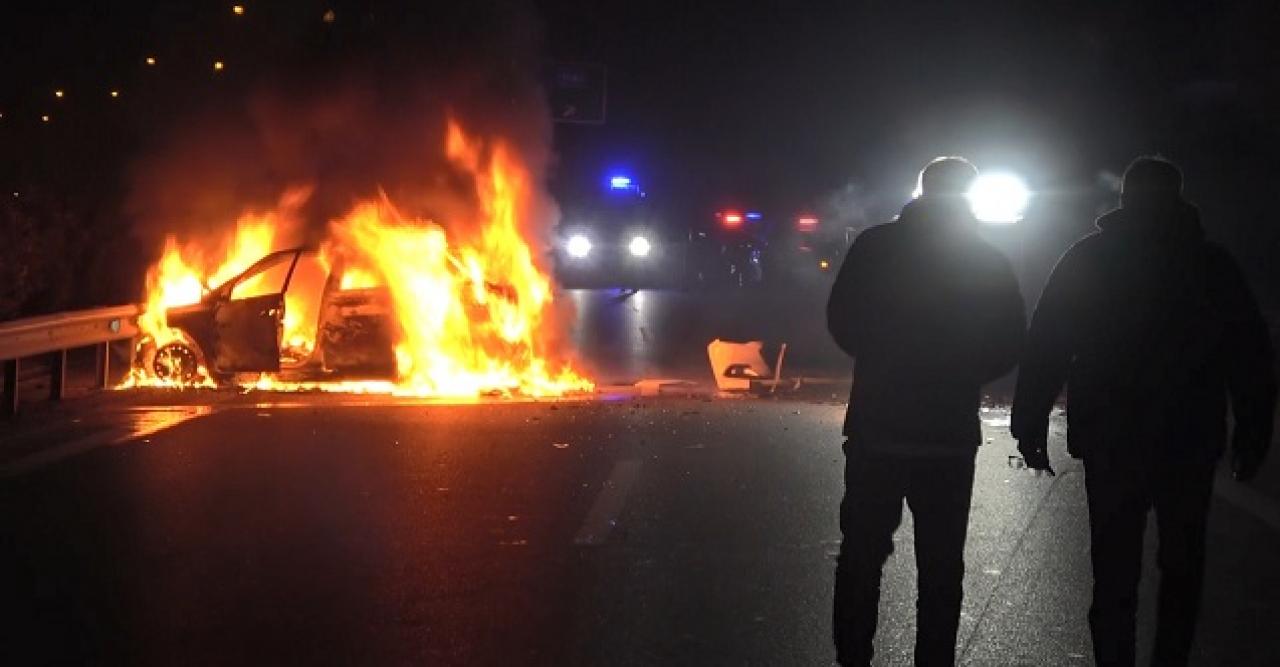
[816,180,877,234]
[125,2,556,258]
[1096,169,1122,193]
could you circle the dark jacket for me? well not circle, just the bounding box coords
[1011,199,1277,464]
[827,196,1026,450]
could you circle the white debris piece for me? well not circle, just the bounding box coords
[706,339,773,391]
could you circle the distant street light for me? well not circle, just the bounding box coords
[54,89,65,99]
[232,4,245,15]
[110,90,120,98]
[145,56,157,66]
[213,60,225,71]
[41,114,50,123]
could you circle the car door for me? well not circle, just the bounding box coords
[314,258,397,373]
[212,251,300,373]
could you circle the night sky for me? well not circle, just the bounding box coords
[2,1,1278,308]
[540,2,1279,213]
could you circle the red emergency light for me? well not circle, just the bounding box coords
[721,211,743,226]
[797,216,819,230]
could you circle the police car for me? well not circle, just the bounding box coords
[553,175,681,289]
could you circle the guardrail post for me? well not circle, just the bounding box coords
[96,341,111,389]
[50,349,67,400]
[3,359,17,416]
[0,304,141,412]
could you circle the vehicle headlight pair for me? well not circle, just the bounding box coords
[565,234,652,259]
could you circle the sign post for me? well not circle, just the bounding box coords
[548,63,607,125]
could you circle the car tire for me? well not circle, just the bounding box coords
[135,338,226,386]
[152,342,203,384]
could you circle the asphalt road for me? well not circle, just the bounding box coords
[3,392,1280,665]
[3,289,1280,665]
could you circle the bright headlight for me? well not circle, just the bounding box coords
[967,173,1030,223]
[628,235,652,258]
[566,234,592,259]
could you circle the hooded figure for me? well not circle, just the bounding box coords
[1012,156,1276,666]
[828,157,1025,666]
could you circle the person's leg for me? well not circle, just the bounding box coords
[834,444,907,666]
[905,454,977,667]
[1084,459,1150,667]
[1150,460,1214,666]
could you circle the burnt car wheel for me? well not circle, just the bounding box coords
[152,342,201,383]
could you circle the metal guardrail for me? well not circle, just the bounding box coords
[0,304,140,416]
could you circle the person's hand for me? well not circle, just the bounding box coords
[1016,438,1055,477]
[1232,447,1264,482]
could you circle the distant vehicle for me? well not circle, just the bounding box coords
[685,209,769,289]
[764,214,846,286]
[138,247,399,385]
[553,174,681,289]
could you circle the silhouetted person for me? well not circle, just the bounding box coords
[827,157,1025,666]
[1012,156,1277,666]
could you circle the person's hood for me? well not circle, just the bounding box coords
[896,195,978,228]
[1095,198,1203,241]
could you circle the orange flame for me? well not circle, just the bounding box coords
[124,198,290,388]
[126,121,591,397]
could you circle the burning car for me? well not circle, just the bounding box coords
[127,121,593,397]
[137,244,540,387]
[138,247,397,385]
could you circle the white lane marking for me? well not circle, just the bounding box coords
[1214,471,1280,533]
[0,406,214,478]
[574,459,643,546]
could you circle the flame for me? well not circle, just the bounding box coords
[126,122,592,398]
[123,205,285,388]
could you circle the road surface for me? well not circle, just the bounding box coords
[2,289,1279,665]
